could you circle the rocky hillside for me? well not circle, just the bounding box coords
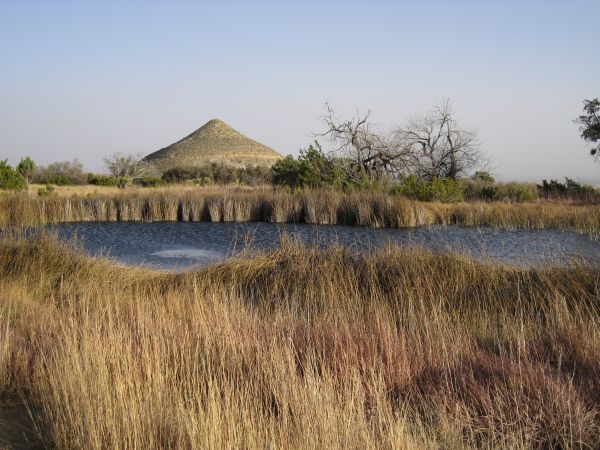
[143,119,282,172]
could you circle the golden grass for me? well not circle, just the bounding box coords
[0,233,599,448]
[28,183,124,197]
[1,186,599,234]
[21,183,271,197]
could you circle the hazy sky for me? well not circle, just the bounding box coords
[1,0,599,182]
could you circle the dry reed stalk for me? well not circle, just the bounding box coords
[1,187,599,234]
[0,188,600,233]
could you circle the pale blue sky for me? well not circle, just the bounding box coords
[1,0,599,182]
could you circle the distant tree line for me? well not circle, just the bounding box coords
[1,150,597,203]
[161,163,272,186]
[2,97,598,203]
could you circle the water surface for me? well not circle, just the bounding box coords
[49,222,600,271]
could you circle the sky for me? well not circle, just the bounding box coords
[1,0,599,183]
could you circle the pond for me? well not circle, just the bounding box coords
[48,222,600,271]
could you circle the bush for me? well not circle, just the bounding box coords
[133,177,165,188]
[238,165,272,185]
[33,159,87,185]
[0,160,26,190]
[297,144,329,187]
[37,185,55,197]
[395,175,466,202]
[271,156,303,189]
[471,171,495,183]
[162,164,271,186]
[465,180,538,203]
[498,182,538,202]
[271,143,360,191]
[194,176,213,187]
[17,157,36,185]
[88,174,120,186]
[538,177,597,202]
[465,182,500,201]
[161,167,200,183]
[209,162,237,184]
[44,175,72,186]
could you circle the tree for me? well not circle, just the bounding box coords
[33,159,86,185]
[396,100,486,181]
[17,156,36,185]
[271,155,303,188]
[103,153,147,179]
[297,142,330,187]
[318,103,411,182]
[0,160,26,190]
[575,98,600,157]
[271,142,355,189]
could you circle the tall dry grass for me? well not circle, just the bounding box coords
[1,186,599,233]
[0,233,599,448]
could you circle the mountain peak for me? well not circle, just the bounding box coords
[204,118,228,127]
[142,119,282,171]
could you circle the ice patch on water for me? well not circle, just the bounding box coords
[151,248,223,260]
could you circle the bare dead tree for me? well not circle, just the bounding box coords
[317,103,412,181]
[396,100,486,181]
[103,152,147,179]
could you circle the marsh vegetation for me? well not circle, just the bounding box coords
[0,233,599,448]
[1,186,599,235]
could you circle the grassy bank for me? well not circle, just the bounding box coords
[1,186,599,233]
[0,234,599,448]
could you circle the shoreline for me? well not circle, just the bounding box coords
[1,187,599,234]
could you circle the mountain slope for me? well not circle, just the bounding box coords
[143,119,282,171]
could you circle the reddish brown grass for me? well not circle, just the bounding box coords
[0,234,598,448]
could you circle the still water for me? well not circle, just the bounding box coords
[48,222,600,271]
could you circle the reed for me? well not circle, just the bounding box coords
[0,233,599,448]
[1,186,599,234]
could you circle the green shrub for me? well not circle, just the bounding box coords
[44,175,72,186]
[0,160,26,190]
[395,175,466,202]
[17,157,36,185]
[37,185,55,197]
[116,177,131,189]
[271,143,362,191]
[498,182,538,202]
[538,177,597,202]
[465,180,538,203]
[209,163,237,184]
[162,167,199,183]
[476,184,500,201]
[133,177,165,188]
[271,156,303,188]
[297,144,330,187]
[162,164,271,186]
[88,174,120,186]
[471,171,495,183]
[238,165,272,185]
[194,176,213,187]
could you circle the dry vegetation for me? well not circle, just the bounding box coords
[1,185,599,234]
[0,232,599,449]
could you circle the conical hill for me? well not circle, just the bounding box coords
[143,119,282,171]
